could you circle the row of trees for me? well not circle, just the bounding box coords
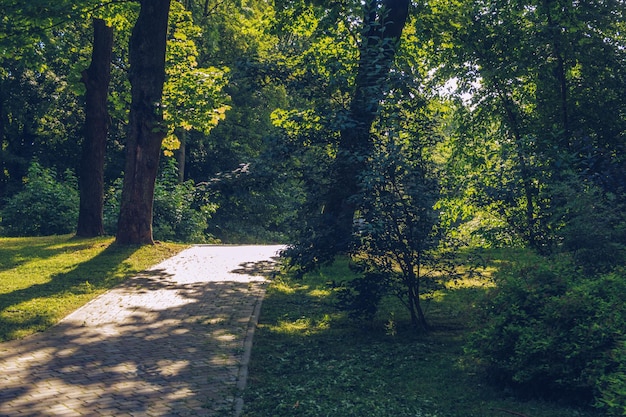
[1,0,281,243]
[1,0,624,264]
[3,0,624,246]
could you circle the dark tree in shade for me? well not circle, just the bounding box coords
[116,0,171,245]
[76,18,113,237]
[316,0,411,257]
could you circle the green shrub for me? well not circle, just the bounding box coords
[548,175,626,274]
[596,339,626,415]
[104,159,216,242]
[467,257,626,408]
[153,181,215,243]
[0,162,78,236]
[103,177,123,235]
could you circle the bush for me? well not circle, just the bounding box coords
[0,162,78,236]
[596,339,626,415]
[549,177,626,274]
[153,179,215,243]
[104,159,216,242]
[467,256,626,409]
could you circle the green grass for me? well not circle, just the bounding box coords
[0,234,187,341]
[243,254,605,417]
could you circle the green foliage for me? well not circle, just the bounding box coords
[1,162,78,236]
[337,265,386,322]
[152,159,216,243]
[339,133,443,330]
[104,159,217,242]
[547,174,626,274]
[596,340,626,416]
[162,2,231,153]
[244,254,603,417]
[467,255,626,408]
[201,157,302,244]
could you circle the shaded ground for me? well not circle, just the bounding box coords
[0,245,283,417]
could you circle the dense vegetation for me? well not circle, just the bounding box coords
[1,0,626,413]
[244,255,608,417]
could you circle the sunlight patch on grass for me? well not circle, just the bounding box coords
[308,288,331,297]
[268,314,334,335]
[270,278,301,294]
[0,235,187,341]
[445,275,495,289]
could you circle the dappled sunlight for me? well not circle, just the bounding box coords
[271,279,301,294]
[308,288,332,298]
[444,275,495,290]
[269,317,328,335]
[0,245,283,416]
[267,313,337,336]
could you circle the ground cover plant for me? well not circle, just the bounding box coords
[0,234,186,341]
[243,254,606,417]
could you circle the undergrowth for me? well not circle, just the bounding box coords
[243,253,605,417]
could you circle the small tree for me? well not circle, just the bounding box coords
[341,135,442,330]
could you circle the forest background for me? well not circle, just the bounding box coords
[1,0,626,414]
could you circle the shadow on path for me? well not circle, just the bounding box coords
[0,245,283,417]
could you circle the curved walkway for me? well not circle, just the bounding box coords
[0,245,284,417]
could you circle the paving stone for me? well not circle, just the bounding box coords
[0,245,282,417]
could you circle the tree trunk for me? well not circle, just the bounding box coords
[175,129,186,183]
[322,0,411,254]
[116,0,171,245]
[495,86,539,250]
[76,18,113,237]
[541,0,570,143]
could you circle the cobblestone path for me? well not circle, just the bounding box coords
[0,245,283,417]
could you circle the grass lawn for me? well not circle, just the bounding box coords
[0,234,187,341]
[243,254,605,417]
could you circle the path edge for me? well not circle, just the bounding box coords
[233,281,268,417]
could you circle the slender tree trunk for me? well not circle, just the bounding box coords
[175,129,186,183]
[407,266,428,331]
[494,83,539,250]
[322,0,411,254]
[76,19,113,237]
[0,84,6,199]
[542,0,570,142]
[116,0,171,245]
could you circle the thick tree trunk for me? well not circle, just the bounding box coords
[116,0,171,245]
[76,19,113,237]
[322,0,411,254]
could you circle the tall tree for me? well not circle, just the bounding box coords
[281,0,412,265]
[324,0,411,253]
[76,18,113,237]
[428,0,626,249]
[116,0,171,245]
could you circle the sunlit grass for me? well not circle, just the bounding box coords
[243,250,605,417]
[0,234,187,341]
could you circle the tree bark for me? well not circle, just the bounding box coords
[322,0,411,254]
[116,0,171,245]
[76,19,113,237]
